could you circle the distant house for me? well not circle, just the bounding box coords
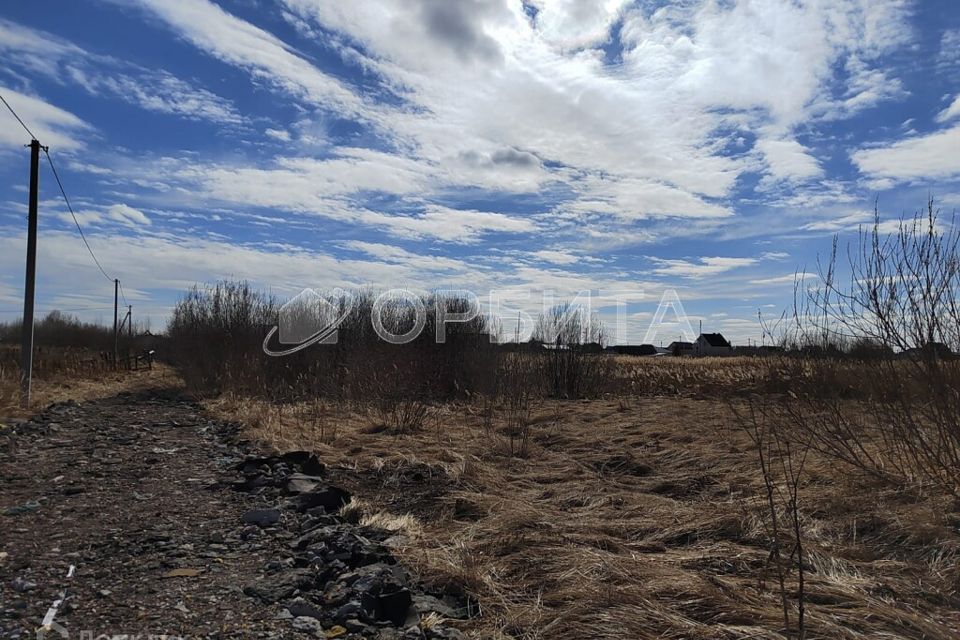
[695,333,732,356]
[607,344,658,356]
[667,341,694,356]
[900,342,955,360]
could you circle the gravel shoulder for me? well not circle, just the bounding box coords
[0,387,467,640]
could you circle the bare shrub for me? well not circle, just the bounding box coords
[532,303,616,398]
[775,199,960,498]
[167,283,497,403]
[732,398,810,639]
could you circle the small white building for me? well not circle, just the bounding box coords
[694,333,732,356]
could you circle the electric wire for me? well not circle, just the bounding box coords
[43,149,115,284]
[0,92,37,140]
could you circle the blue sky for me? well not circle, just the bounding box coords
[0,0,958,344]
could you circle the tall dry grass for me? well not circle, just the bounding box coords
[206,390,960,639]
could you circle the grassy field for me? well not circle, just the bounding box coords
[0,345,176,420]
[206,356,960,639]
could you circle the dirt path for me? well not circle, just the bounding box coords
[0,388,468,640]
[0,388,298,638]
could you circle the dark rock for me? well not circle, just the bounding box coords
[243,569,317,603]
[232,474,269,492]
[377,588,412,626]
[291,615,324,635]
[287,596,325,620]
[411,594,461,619]
[344,618,373,634]
[242,508,281,527]
[280,451,326,476]
[9,577,36,592]
[287,473,324,494]
[291,486,351,513]
[334,600,364,622]
[4,500,40,516]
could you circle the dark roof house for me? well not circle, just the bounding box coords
[699,333,731,348]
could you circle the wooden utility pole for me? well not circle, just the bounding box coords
[19,139,41,407]
[113,279,119,369]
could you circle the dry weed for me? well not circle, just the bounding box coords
[208,392,960,639]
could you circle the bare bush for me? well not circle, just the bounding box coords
[532,303,616,398]
[167,283,497,403]
[732,398,810,639]
[777,199,960,497]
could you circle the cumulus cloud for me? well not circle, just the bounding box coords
[755,137,823,185]
[266,0,910,224]
[530,0,629,50]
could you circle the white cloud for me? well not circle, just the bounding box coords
[107,204,151,227]
[356,205,536,243]
[852,125,960,185]
[749,273,818,285]
[265,128,292,142]
[0,86,91,150]
[755,137,823,184]
[530,249,581,265]
[271,0,909,229]
[530,0,630,50]
[938,29,960,75]
[341,241,469,272]
[649,256,757,279]
[761,251,790,260]
[127,0,366,117]
[0,19,244,126]
[800,211,874,232]
[94,72,244,125]
[56,203,151,228]
[104,151,537,242]
[936,95,960,123]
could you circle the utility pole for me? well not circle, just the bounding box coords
[113,279,119,369]
[19,139,41,408]
[128,305,133,345]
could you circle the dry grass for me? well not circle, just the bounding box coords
[207,366,960,639]
[0,345,179,420]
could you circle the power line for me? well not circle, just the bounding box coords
[118,280,128,306]
[0,92,38,140]
[1,90,117,285]
[0,306,114,315]
[42,149,115,283]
